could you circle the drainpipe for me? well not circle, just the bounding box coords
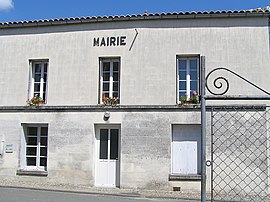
[201,56,206,202]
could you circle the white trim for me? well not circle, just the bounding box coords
[20,124,48,172]
[99,58,120,103]
[177,56,199,101]
[109,62,113,98]
[95,124,121,188]
[28,61,33,99]
[186,59,191,99]
[29,60,48,102]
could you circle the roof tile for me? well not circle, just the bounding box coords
[0,7,269,28]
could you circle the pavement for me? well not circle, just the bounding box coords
[0,179,203,201]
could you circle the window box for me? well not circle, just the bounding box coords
[102,97,119,106]
[26,94,45,106]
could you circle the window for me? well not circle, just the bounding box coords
[29,60,48,102]
[177,56,199,101]
[172,125,201,175]
[99,58,120,103]
[20,125,48,172]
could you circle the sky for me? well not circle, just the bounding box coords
[0,0,269,23]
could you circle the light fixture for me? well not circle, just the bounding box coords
[104,111,110,121]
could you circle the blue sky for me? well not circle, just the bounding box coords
[0,0,269,22]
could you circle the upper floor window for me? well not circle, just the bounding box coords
[29,60,48,103]
[99,58,120,104]
[177,56,199,102]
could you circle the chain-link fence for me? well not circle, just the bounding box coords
[211,106,270,202]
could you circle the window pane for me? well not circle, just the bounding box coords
[40,137,48,146]
[179,92,186,99]
[110,129,119,160]
[191,81,198,91]
[27,137,37,145]
[113,82,118,91]
[34,74,41,81]
[40,157,47,167]
[44,64,48,73]
[190,70,198,80]
[34,92,40,97]
[102,93,109,98]
[43,83,47,91]
[40,147,47,156]
[28,127,37,136]
[99,129,108,159]
[103,62,110,71]
[179,60,186,70]
[34,64,41,73]
[27,157,36,166]
[190,59,197,70]
[113,72,119,81]
[113,62,119,71]
[26,147,37,155]
[112,92,119,98]
[179,71,186,80]
[43,73,47,82]
[41,127,48,136]
[103,83,109,91]
[34,83,40,92]
[179,81,186,90]
[103,72,110,81]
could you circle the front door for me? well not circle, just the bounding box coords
[95,126,120,187]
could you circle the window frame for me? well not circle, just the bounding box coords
[20,124,48,172]
[28,60,49,103]
[99,57,120,104]
[176,56,200,102]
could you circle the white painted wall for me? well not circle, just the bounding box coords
[0,17,269,106]
[0,15,269,192]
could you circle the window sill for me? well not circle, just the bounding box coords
[178,103,200,108]
[16,170,48,177]
[169,174,201,181]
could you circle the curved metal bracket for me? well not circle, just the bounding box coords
[205,67,270,96]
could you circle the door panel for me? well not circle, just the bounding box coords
[95,126,120,187]
[99,129,108,159]
[110,129,119,160]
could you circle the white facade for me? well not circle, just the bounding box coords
[0,9,269,192]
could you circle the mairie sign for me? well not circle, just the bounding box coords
[93,36,127,47]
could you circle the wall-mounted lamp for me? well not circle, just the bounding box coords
[103,111,110,121]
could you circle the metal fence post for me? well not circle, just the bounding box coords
[201,56,206,202]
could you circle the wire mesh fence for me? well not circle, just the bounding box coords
[211,106,270,202]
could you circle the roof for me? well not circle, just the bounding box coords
[0,7,269,29]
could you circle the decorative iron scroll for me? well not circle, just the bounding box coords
[205,67,270,96]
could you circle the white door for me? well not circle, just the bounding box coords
[95,127,120,187]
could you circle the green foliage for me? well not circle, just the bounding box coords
[102,97,119,105]
[26,94,44,106]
